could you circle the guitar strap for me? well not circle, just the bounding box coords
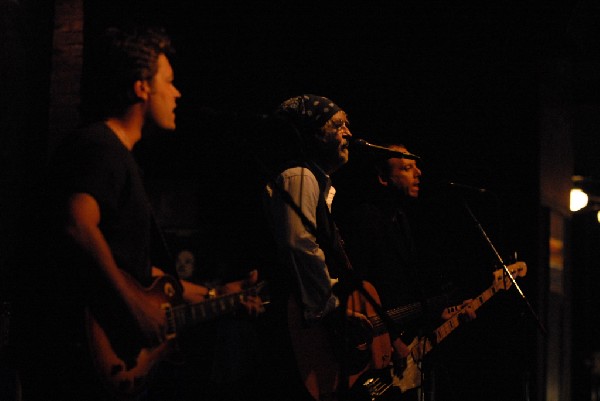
[269,164,403,344]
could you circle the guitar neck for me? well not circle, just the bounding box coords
[169,284,262,333]
[369,294,449,336]
[409,262,527,359]
[430,283,496,347]
[370,303,422,336]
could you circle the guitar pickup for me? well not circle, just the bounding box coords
[161,303,177,340]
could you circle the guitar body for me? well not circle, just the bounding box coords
[347,281,393,371]
[288,280,393,401]
[392,337,425,393]
[288,296,339,401]
[86,272,266,399]
[85,274,184,399]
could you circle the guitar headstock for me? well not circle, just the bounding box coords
[492,261,527,291]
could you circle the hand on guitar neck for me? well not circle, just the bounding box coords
[390,298,476,370]
[441,299,477,321]
[220,270,266,317]
[154,267,266,317]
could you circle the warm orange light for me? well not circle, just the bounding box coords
[570,189,588,212]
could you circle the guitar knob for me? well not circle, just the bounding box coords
[163,282,176,298]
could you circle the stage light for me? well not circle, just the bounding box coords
[570,188,588,212]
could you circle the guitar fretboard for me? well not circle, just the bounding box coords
[369,294,450,336]
[167,283,265,334]
[423,262,526,354]
[433,285,494,345]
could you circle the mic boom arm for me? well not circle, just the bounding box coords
[351,138,421,160]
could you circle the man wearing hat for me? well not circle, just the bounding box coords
[261,94,354,401]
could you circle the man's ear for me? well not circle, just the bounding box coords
[133,80,151,101]
[378,175,389,187]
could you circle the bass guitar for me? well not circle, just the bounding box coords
[86,272,267,399]
[289,281,459,401]
[288,280,393,401]
[394,261,527,393]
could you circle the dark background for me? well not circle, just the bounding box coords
[85,1,600,400]
[3,1,600,400]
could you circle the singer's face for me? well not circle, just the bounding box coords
[379,145,422,198]
[318,111,352,171]
[146,54,182,131]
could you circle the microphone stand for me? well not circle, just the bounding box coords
[460,198,547,337]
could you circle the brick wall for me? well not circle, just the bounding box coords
[48,0,83,153]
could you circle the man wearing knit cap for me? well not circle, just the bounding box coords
[262,94,353,401]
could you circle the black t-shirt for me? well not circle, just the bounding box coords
[343,196,424,308]
[340,190,450,338]
[19,122,156,399]
[47,121,153,290]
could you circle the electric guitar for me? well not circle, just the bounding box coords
[287,280,393,401]
[393,261,527,393]
[288,282,457,401]
[86,272,267,399]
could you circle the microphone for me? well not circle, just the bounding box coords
[351,138,421,160]
[447,181,487,193]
